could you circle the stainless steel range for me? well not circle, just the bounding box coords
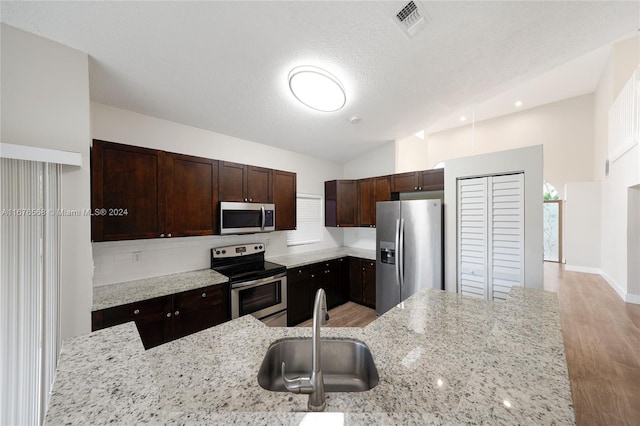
[211,243,287,327]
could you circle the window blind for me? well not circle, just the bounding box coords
[0,159,61,425]
[287,193,323,246]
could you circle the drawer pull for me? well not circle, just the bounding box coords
[175,311,180,316]
[166,312,172,318]
[202,292,207,298]
[134,309,140,315]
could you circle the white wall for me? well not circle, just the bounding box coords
[395,134,430,173]
[342,141,395,179]
[593,35,640,302]
[91,103,345,286]
[1,24,92,339]
[443,145,544,293]
[564,182,601,272]
[427,95,595,200]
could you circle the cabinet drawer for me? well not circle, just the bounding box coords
[94,296,170,330]
[173,284,227,309]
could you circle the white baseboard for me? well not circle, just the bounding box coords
[626,293,640,304]
[600,271,640,305]
[564,265,601,274]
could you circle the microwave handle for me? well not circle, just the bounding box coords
[261,205,265,230]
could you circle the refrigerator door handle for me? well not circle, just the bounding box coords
[399,218,405,288]
[395,219,401,286]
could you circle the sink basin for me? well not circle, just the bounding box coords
[258,338,379,392]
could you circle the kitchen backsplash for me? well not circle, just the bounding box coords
[92,229,344,286]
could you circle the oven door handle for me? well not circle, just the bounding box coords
[232,273,286,290]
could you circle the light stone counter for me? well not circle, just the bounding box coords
[267,247,375,268]
[47,286,574,425]
[92,269,229,311]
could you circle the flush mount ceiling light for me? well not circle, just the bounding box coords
[288,66,346,112]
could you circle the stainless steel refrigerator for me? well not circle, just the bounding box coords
[376,199,442,316]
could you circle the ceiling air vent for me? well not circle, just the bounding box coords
[394,1,428,38]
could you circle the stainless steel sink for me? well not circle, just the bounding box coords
[257,338,379,392]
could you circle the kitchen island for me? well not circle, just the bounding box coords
[45,286,574,425]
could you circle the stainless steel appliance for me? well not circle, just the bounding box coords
[211,243,287,326]
[376,199,442,316]
[219,202,275,235]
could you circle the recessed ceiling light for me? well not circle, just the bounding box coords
[503,400,512,408]
[515,100,523,107]
[460,116,467,122]
[288,66,346,112]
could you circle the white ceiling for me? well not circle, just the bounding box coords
[2,1,638,163]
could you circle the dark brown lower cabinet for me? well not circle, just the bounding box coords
[91,283,229,349]
[286,257,349,326]
[349,257,376,309]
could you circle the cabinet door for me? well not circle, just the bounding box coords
[172,284,229,340]
[91,140,166,241]
[391,171,419,193]
[337,181,358,227]
[218,161,245,202]
[373,176,391,226]
[287,267,314,326]
[319,260,341,309]
[358,178,374,227]
[337,257,349,305]
[419,169,444,191]
[166,154,219,236]
[273,170,296,231]
[246,166,273,203]
[362,261,376,309]
[348,258,363,304]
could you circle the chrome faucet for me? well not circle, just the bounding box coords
[281,288,329,411]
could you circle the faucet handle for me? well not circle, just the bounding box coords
[281,362,314,394]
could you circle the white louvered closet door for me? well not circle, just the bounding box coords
[457,178,488,299]
[457,173,524,301]
[489,174,524,300]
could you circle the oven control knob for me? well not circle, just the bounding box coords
[222,250,226,254]
[254,246,258,250]
[259,245,263,249]
[215,250,220,255]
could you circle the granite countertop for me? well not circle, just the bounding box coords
[92,269,229,311]
[47,286,574,425]
[267,247,375,268]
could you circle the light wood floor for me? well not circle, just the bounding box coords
[295,302,376,328]
[547,262,640,426]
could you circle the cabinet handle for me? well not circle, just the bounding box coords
[160,233,165,238]
[202,292,207,297]
[362,267,365,271]
[414,186,418,190]
[298,270,302,274]
[133,309,140,315]
[244,198,248,202]
[249,198,253,202]
[370,262,374,266]
[168,233,172,237]
[166,312,172,318]
[419,186,422,190]
[311,274,315,278]
[337,224,340,227]
[175,311,180,316]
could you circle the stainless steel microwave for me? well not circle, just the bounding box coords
[219,202,275,234]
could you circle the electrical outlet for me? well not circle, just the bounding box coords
[133,251,142,263]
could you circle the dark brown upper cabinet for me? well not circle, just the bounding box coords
[92,140,166,241]
[325,180,358,227]
[273,169,297,231]
[91,140,218,241]
[219,161,273,203]
[165,153,219,237]
[391,169,443,193]
[359,176,392,227]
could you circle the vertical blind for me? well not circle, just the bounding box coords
[0,158,61,425]
[287,193,323,246]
